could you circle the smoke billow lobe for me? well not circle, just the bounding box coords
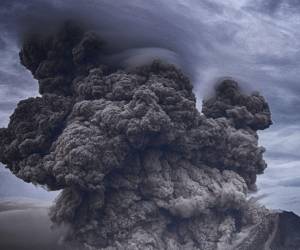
[0,23,274,249]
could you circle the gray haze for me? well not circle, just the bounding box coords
[0,0,299,215]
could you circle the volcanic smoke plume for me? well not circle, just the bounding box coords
[0,23,275,249]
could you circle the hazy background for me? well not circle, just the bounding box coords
[0,0,299,215]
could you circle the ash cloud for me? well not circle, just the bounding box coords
[0,23,274,249]
[0,0,300,248]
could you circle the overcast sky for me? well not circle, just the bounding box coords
[0,0,299,214]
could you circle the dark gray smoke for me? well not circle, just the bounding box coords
[0,23,275,249]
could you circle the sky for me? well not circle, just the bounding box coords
[0,0,299,214]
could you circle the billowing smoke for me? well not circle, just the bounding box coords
[0,23,276,249]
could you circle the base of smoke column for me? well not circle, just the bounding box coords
[0,199,300,250]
